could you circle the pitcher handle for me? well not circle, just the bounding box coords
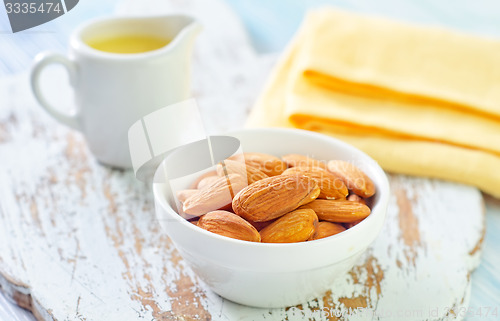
[30,51,81,131]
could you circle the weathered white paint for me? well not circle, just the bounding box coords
[0,0,485,320]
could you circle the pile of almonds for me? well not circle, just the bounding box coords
[175,153,375,243]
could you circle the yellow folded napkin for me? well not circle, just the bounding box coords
[247,8,500,197]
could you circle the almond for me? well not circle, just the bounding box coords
[229,153,287,176]
[189,170,217,189]
[344,220,363,229]
[301,199,370,223]
[327,160,375,198]
[246,218,276,231]
[347,193,366,205]
[282,167,348,200]
[232,175,320,222]
[176,189,199,203]
[282,154,327,170]
[308,222,346,240]
[217,159,268,185]
[197,211,261,242]
[176,206,195,221]
[183,174,247,215]
[176,190,201,219]
[197,175,220,190]
[260,209,318,243]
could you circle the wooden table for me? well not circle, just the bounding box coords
[0,0,499,320]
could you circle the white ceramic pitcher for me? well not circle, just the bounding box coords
[31,15,202,168]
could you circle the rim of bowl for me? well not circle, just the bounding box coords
[153,127,390,249]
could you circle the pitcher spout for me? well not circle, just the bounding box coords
[159,15,201,54]
[119,14,201,54]
[175,18,202,49]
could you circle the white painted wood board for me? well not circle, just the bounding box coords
[0,0,485,320]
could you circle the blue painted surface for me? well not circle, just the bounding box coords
[0,0,116,76]
[471,199,500,320]
[225,0,500,53]
[0,0,499,319]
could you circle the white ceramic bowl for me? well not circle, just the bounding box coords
[153,128,390,308]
